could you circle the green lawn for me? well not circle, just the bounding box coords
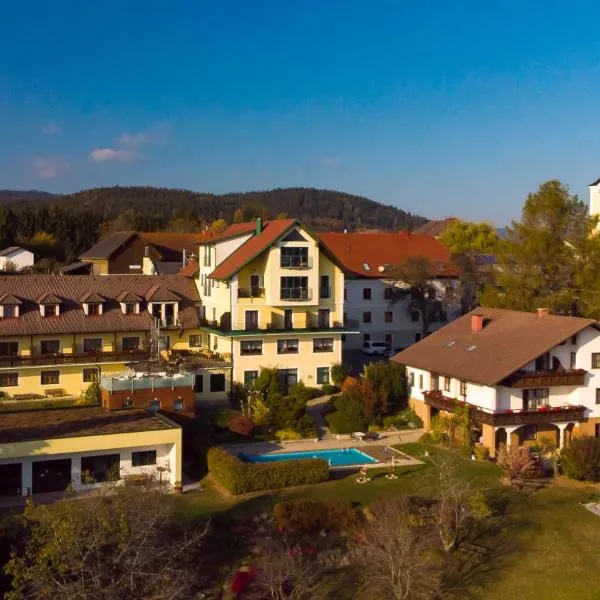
[174,443,600,600]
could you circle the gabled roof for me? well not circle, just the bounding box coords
[0,246,26,257]
[412,217,458,237]
[60,261,92,275]
[199,222,257,246]
[78,231,137,260]
[318,232,457,279]
[116,291,143,302]
[145,285,180,302]
[139,232,207,258]
[392,307,596,386]
[590,177,600,187]
[37,292,62,305]
[79,291,105,303]
[179,261,199,277]
[0,293,22,305]
[210,219,298,280]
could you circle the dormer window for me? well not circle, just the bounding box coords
[125,303,137,315]
[37,293,62,317]
[145,286,180,326]
[44,304,59,317]
[0,294,21,318]
[117,291,142,315]
[79,292,105,316]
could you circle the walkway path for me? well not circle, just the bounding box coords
[306,395,333,439]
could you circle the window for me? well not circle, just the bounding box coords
[122,337,140,351]
[280,276,309,300]
[419,374,424,390]
[189,335,202,348]
[203,245,212,267]
[83,368,99,383]
[522,425,537,441]
[277,339,299,354]
[363,312,372,323]
[320,275,331,299]
[571,334,577,345]
[210,373,226,393]
[245,310,259,330]
[596,389,600,405]
[524,388,549,410]
[150,399,160,413]
[313,337,334,352]
[40,339,60,355]
[411,311,419,322]
[240,340,262,355]
[535,353,550,371]
[317,308,330,328]
[41,370,59,385]
[443,377,451,392]
[593,353,600,369]
[2,305,15,318]
[43,304,58,317]
[81,454,120,483]
[385,333,393,345]
[122,397,133,408]
[0,341,18,356]
[125,302,136,315]
[570,352,576,369]
[278,368,298,394]
[384,287,393,300]
[284,309,293,329]
[363,288,372,300]
[174,397,184,411]
[385,311,393,323]
[0,372,18,387]
[244,370,258,388]
[280,246,309,268]
[460,380,467,396]
[250,274,263,297]
[363,333,371,342]
[317,367,330,385]
[87,303,100,316]
[132,450,157,467]
[83,338,102,353]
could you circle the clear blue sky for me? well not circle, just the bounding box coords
[1,0,600,224]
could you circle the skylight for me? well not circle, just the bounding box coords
[363,263,371,271]
[466,345,477,352]
[445,341,456,348]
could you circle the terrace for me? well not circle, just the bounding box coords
[501,369,586,388]
[0,350,149,368]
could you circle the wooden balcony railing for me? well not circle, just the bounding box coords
[501,369,586,388]
[0,350,149,368]
[423,390,586,427]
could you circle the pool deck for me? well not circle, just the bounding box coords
[221,428,424,469]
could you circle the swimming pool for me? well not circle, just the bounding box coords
[239,448,378,467]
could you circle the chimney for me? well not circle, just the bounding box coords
[255,217,263,235]
[471,314,484,333]
[537,307,549,319]
[182,248,186,267]
[144,245,150,258]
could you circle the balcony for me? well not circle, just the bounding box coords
[237,287,265,299]
[0,350,149,368]
[280,288,313,302]
[154,316,182,329]
[280,257,313,270]
[502,369,586,388]
[199,317,358,336]
[423,390,586,427]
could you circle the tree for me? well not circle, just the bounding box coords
[361,361,408,417]
[560,436,600,481]
[5,482,211,599]
[330,362,351,387]
[496,444,537,486]
[208,218,228,233]
[480,180,597,315]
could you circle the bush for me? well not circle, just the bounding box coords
[325,394,366,434]
[382,413,409,429]
[330,363,351,386]
[296,413,317,438]
[213,408,239,429]
[304,386,325,400]
[496,444,536,484]
[561,436,600,481]
[207,448,329,495]
[275,429,302,441]
[79,382,101,404]
[273,500,362,535]
[418,432,433,444]
[473,444,490,461]
[228,414,254,436]
[321,384,339,395]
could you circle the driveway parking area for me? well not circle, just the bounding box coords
[343,349,389,376]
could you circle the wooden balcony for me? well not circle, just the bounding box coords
[0,350,149,368]
[423,390,586,427]
[501,369,586,388]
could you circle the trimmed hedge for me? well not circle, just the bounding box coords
[207,447,329,495]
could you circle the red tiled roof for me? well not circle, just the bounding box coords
[210,219,298,280]
[318,232,457,278]
[145,285,180,302]
[139,232,208,256]
[179,261,199,277]
[392,308,596,386]
[412,217,458,237]
[0,275,200,336]
[208,222,257,243]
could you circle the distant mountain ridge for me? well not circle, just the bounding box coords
[1,185,427,232]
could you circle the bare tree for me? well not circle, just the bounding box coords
[496,444,537,486]
[5,481,211,599]
[354,497,440,600]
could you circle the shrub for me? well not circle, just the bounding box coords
[330,363,351,386]
[321,384,339,395]
[228,414,254,436]
[213,408,239,429]
[275,429,302,441]
[273,500,362,535]
[403,408,423,428]
[304,386,325,400]
[325,394,366,434]
[418,432,433,444]
[79,382,101,405]
[382,413,409,429]
[341,376,359,393]
[207,448,329,495]
[469,491,492,520]
[561,436,600,481]
[496,444,536,484]
[473,444,490,461]
[296,413,317,438]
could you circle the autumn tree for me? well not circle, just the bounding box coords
[208,218,228,233]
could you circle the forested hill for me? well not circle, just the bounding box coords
[0,186,426,267]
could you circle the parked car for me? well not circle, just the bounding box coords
[362,341,394,356]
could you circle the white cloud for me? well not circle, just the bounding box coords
[89,148,137,163]
[321,156,342,167]
[42,122,61,135]
[34,156,69,179]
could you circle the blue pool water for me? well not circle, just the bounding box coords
[239,448,378,467]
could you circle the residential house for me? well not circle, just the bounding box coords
[0,246,34,271]
[393,307,600,457]
[194,218,355,390]
[318,232,462,350]
[0,405,182,497]
[0,275,230,405]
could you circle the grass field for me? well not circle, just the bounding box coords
[174,443,600,600]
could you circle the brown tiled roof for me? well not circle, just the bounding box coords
[145,285,180,302]
[139,232,208,257]
[60,262,92,275]
[392,308,596,386]
[412,217,458,237]
[318,232,457,278]
[0,275,200,336]
[79,231,137,260]
[0,406,176,444]
[116,291,143,302]
[37,292,62,304]
[210,219,298,280]
[0,293,22,305]
[179,261,199,277]
[79,291,105,303]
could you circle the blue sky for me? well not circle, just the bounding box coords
[1,0,600,224]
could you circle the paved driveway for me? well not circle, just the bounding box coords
[343,349,388,376]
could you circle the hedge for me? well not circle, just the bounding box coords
[207,447,329,495]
